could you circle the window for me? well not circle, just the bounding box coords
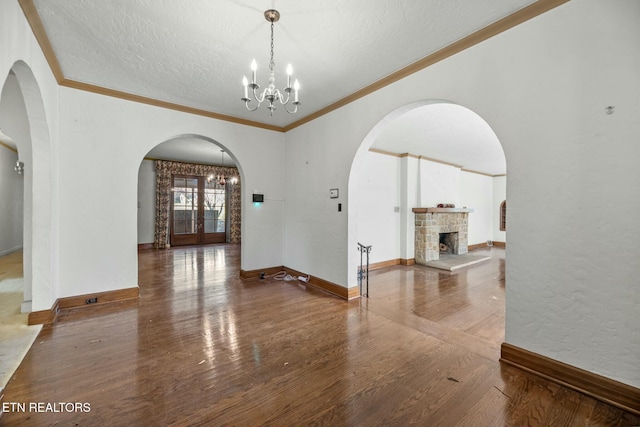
[500,200,506,231]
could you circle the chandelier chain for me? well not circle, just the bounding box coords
[269,21,275,72]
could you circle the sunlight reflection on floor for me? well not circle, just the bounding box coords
[0,253,41,390]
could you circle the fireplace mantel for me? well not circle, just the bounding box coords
[412,207,474,213]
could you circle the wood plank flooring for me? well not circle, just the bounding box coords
[1,245,638,426]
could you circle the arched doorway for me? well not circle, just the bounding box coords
[135,135,245,312]
[347,100,507,344]
[0,61,51,388]
[0,61,54,314]
[138,135,243,250]
[0,71,29,315]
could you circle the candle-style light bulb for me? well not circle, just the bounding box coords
[250,59,257,83]
[294,79,300,102]
[286,64,293,88]
[242,76,249,99]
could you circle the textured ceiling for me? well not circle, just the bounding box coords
[24,0,534,173]
[31,0,536,128]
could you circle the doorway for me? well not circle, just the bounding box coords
[347,100,507,345]
[170,175,228,246]
[0,62,48,391]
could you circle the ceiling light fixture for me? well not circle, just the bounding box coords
[207,150,237,186]
[15,160,24,175]
[241,9,300,116]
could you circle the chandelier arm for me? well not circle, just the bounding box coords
[244,99,260,111]
[272,89,290,105]
[277,89,291,105]
[284,101,301,114]
[252,85,268,104]
[242,85,263,110]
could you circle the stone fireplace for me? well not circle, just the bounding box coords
[412,208,473,265]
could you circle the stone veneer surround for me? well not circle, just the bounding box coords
[412,208,473,264]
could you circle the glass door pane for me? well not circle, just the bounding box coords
[204,179,226,235]
[171,175,228,246]
[171,177,200,245]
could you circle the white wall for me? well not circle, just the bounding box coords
[460,171,493,246]
[353,151,401,265]
[500,1,640,388]
[137,159,155,245]
[399,156,419,261]
[287,0,640,387]
[419,160,461,207]
[0,145,23,256]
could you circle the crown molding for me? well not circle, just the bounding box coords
[462,168,500,178]
[0,141,18,153]
[18,0,569,134]
[60,78,283,132]
[368,148,414,159]
[369,148,506,178]
[18,0,64,83]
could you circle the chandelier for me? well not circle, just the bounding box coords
[241,9,300,115]
[14,160,24,175]
[207,150,238,186]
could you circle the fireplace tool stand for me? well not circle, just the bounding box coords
[357,242,372,298]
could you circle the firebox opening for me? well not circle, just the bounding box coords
[439,232,458,254]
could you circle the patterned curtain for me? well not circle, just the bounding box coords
[154,160,241,248]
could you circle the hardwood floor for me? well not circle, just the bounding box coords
[0,251,41,390]
[2,245,638,426]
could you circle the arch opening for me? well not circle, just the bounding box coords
[137,134,245,252]
[348,100,507,287]
[347,101,508,349]
[0,61,54,315]
[0,61,51,389]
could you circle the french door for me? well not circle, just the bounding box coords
[170,175,227,246]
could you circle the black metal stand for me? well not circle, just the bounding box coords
[357,242,372,298]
